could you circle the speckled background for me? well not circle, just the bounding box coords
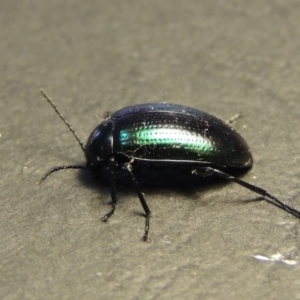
[1,1,300,299]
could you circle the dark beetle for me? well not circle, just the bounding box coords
[40,91,300,241]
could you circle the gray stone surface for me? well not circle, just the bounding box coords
[1,1,300,299]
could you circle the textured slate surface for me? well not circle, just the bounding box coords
[1,1,300,299]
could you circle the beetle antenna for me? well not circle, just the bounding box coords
[39,164,87,185]
[41,90,85,152]
[208,167,300,219]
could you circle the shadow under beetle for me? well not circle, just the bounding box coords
[40,90,300,241]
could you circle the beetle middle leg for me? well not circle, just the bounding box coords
[123,161,151,242]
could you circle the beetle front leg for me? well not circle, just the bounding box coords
[123,162,151,242]
[101,157,118,222]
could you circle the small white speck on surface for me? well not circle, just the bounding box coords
[253,253,298,266]
[161,239,172,244]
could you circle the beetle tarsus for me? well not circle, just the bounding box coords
[141,214,151,242]
[101,208,115,222]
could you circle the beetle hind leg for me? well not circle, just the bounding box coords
[206,167,300,219]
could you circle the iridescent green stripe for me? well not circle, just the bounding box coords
[119,128,214,151]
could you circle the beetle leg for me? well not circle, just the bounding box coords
[226,112,243,125]
[206,167,300,219]
[101,157,118,222]
[123,162,151,242]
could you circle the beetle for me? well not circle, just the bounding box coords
[40,90,300,241]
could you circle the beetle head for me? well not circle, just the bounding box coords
[85,119,114,168]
